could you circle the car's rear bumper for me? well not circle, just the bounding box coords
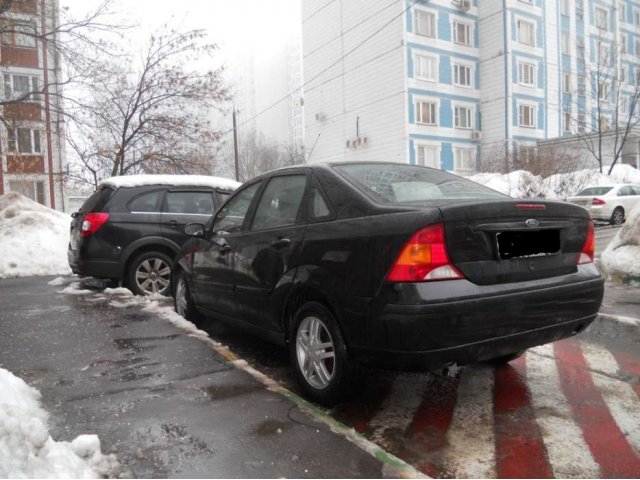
[68,249,121,279]
[346,270,604,371]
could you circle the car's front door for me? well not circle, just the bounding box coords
[233,173,309,333]
[191,182,262,318]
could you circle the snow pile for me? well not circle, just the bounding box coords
[601,202,640,284]
[470,164,640,199]
[0,193,71,278]
[100,174,240,191]
[0,367,119,478]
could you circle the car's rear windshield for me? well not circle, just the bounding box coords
[576,186,613,196]
[333,163,507,203]
[80,186,115,213]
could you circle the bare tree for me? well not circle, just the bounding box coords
[66,27,229,187]
[569,36,640,174]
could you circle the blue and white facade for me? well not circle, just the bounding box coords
[301,0,640,173]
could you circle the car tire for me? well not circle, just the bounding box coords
[489,350,525,365]
[610,207,625,225]
[290,302,357,406]
[173,271,204,323]
[126,251,173,296]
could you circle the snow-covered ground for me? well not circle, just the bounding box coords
[0,367,118,478]
[0,193,71,279]
[469,164,640,199]
[601,202,640,284]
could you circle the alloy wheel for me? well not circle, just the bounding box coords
[175,276,188,317]
[296,315,336,390]
[135,258,171,294]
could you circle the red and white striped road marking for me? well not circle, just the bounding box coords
[332,339,640,478]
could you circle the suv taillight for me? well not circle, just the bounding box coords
[81,213,110,237]
[578,221,595,265]
[386,224,464,282]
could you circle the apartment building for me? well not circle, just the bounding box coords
[302,0,640,173]
[0,0,64,208]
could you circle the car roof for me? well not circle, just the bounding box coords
[99,174,241,191]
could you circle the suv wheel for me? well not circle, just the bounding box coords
[290,302,357,405]
[127,251,172,296]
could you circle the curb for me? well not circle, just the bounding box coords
[590,312,640,345]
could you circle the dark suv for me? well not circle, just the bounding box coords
[68,175,239,295]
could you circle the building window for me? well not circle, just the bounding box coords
[576,36,585,58]
[560,0,570,16]
[595,7,608,30]
[598,82,609,101]
[635,10,640,25]
[577,74,586,95]
[578,113,586,133]
[598,43,610,66]
[8,180,45,205]
[561,32,571,54]
[416,100,437,125]
[563,111,571,132]
[621,97,629,114]
[636,40,640,56]
[517,19,535,46]
[518,62,535,86]
[453,63,472,87]
[414,54,437,82]
[1,22,37,48]
[519,104,536,128]
[3,74,40,102]
[563,73,571,93]
[7,128,42,154]
[620,66,627,83]
[415,10,436,38]
[416,144,439,168]
[618,6,626,22]
[453,21,471,46]
[454,148,475,175]
[599,116,609,130]
[620,34,627,54]
[454,105,473,129]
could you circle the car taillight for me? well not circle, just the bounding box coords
[386,224,464,282]
[81,213,110,237]
[578,221,595,265]
[592,198,606,205]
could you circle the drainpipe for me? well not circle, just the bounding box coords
[40,0,55,209]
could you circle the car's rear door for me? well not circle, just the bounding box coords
[233,172,309,333]
[161,189,216,247]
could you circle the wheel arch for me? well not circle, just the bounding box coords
[120,237,180,278]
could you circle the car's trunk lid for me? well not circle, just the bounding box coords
[440,200,591,285]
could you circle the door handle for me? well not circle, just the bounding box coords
[271,238,291,249]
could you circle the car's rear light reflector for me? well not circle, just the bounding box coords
[578,221,595,265]
[386,224,464,282]
[515,203,546,210]
[592,198,606,205]
[81,213,110,237]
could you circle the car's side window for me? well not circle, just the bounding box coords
[251,175,307,231]
[618,186,632,196]
[308,181,333,223]
[165,191,214,214]
[213,182,261,233]
[128,190,164,213]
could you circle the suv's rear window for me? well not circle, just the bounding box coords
[333,164,506,203]
[79,186,115,213]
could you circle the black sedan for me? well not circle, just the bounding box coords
[172,162,604,404]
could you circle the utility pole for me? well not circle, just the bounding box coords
[232,107,240,182]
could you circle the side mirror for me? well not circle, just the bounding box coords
[184,223,205,237]
[71,211,81,219]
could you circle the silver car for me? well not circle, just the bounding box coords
[567,184,640,225]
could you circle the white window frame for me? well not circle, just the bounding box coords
[454,147,475,175]
[3,74,40,102]
[561,31,571,54]
[620,66,627,83]
[414,9,436,38]
[7,127,42,154]
[518,103,536,128]
[414,53,438,82]
[416,100,438,126]
[598,81,610,102]
[518,61,536,87]
[517,18,535,46]
[415,143,440,169]
[595,7,608,30]
[635,9,640,25]
[454,104,473,129]
[618,5,626,22]
[563,111,572,132]
[453,21,471,46]
[453,63,472,87]
[8,179,45,204]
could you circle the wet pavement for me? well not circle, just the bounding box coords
[0,271,638,478]
[0,277,402,478]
